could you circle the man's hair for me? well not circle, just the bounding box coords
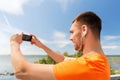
[73,11,102,39]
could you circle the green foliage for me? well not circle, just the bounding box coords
[34,55,57,64]
[74,51,83,57]
[111,67,116,75]
[34,51,83,64]
[63,51,83,57]
[63,51,68,56]
[110,67,120,75]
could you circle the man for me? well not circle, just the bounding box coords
[10,11,110,80]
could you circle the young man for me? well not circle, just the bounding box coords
[10,11,110,80]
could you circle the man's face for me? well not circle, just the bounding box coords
[69,21,83,51]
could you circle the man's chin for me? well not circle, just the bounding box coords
[75,47,80,51]
[75,47,83,51]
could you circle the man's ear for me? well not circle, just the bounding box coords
[81,25,88,38]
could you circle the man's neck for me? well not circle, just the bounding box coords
[83,38,104,55]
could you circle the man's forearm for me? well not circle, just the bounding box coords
[11,42,28,73]
[40,44,65,62]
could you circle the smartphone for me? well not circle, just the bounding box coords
[22,34,32,41]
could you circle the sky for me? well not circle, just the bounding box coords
[0,0,120,55]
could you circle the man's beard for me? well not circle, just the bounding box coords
[75,37,84,51]
[75,43,83,51]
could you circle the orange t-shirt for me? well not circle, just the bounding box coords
[53,53,110,80]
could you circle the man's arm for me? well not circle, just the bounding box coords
[41,45,76,62]
[31,35,75,62]
[10,34,56,80]
[38,43,65,62]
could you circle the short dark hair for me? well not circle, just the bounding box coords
[73,11,102,39]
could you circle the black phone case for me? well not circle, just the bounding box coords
[22,34,32,41]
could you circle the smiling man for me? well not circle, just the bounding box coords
[10,11,110,80]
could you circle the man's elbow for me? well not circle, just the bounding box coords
[14,62,31,79]
[15,71,30,80]
[56,57,65,63]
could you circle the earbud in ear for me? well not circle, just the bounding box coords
[82,30,86,38]
[81,25,87,38]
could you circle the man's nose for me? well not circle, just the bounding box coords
[69,36,73,41]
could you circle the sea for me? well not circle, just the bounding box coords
[0,55,120,80]
[0,55,46,80]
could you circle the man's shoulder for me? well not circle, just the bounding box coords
[82,52,107,62]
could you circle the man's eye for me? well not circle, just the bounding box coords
[70,32,73,34]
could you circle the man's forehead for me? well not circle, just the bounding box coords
[70,22,80,32]
[70,24,74,31]
[71,21,81,29]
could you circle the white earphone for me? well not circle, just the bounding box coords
[81,25,87,38]
[82,30,86,38]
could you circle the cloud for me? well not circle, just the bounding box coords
[0,28,23,55]
[53,31,67,39]
[102,45,119,49]
[52,31,71,48]
[26,0,44,6]
[0,0,75,15]
[0,14,26,55]
[101,35,120,55]
[0,25,23,55]
[51,40,71,48]
[0,0,29,15]
[39,31,71,48]
[103,35,120,40]
[56,0,75,12]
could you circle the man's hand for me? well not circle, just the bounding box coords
[30,34,44,48]
[10,33,23,45]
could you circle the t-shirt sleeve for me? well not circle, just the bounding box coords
[53,57,90,80]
